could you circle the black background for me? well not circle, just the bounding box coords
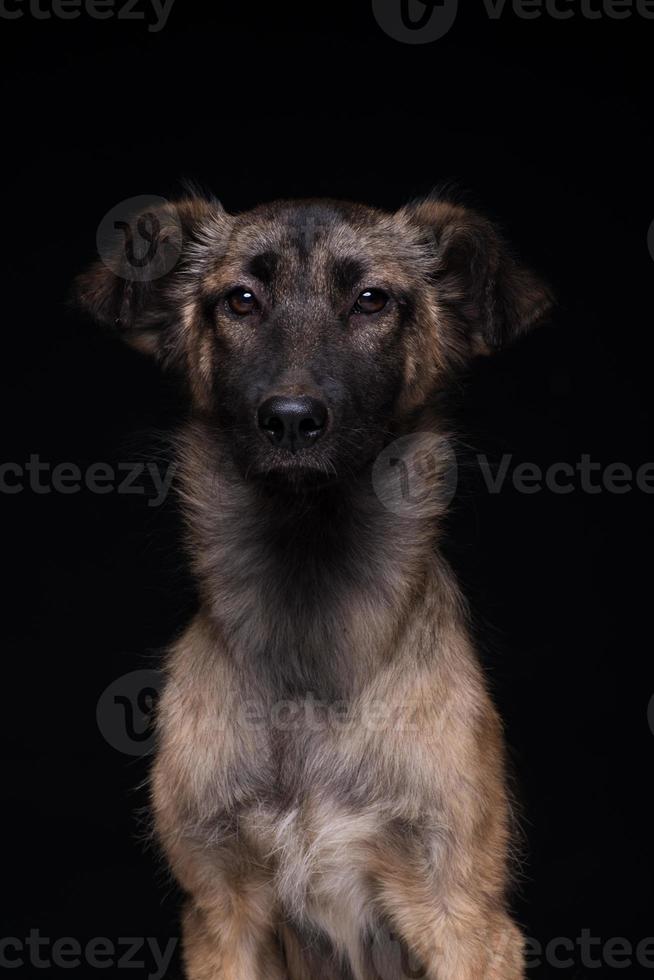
[1,1,653,977]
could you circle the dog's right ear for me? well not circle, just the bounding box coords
[75,196,225,363]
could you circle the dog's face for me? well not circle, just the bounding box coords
[77,196,552,485]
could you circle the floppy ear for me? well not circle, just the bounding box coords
[401,198,554,357]
[75,195,224,362]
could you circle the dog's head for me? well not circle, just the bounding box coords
[76,195,552,485]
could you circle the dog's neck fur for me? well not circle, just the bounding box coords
[178,418,458,701]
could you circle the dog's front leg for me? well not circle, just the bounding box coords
[161,830,286,980]
[181,885,288,980]
[372,868,524,980]
[159,824,288,979]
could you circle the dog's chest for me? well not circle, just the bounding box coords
[242,787,382,963]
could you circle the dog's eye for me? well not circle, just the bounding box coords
[352,289,388,315]
[226,288,260,316]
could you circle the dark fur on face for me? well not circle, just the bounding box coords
[77,195,551,486]
[77,193,553,980]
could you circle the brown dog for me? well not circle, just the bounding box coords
[77,194,552,979]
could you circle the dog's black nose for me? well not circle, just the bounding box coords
[257,396,328,452]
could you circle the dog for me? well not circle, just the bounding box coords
[77,193,553,979]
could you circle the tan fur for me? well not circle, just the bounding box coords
[153,571,522,979]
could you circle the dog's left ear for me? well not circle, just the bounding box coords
[400,198,554,356]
